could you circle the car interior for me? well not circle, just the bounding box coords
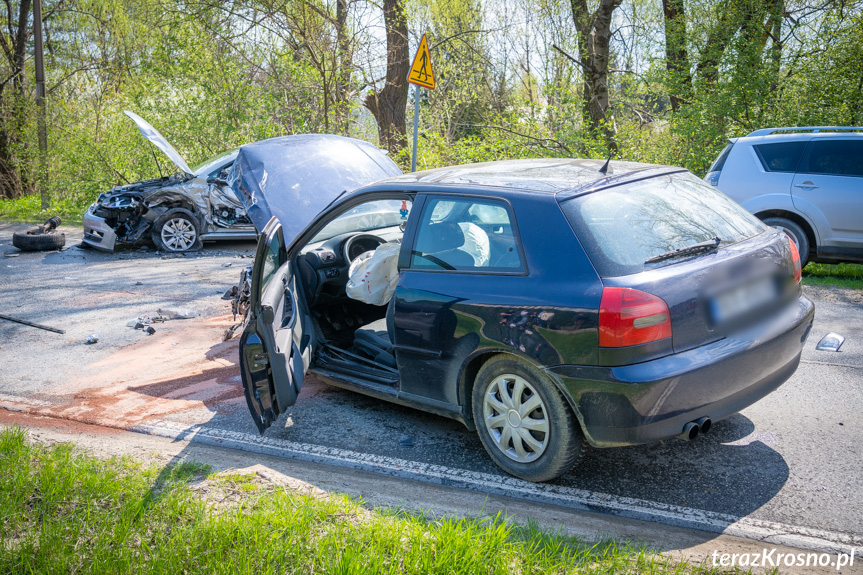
[292,196,523,387]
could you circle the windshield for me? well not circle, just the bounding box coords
[193,149,237,177]
[559,172,766,277]
[309,200,410,243]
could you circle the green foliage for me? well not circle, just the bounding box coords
[0,426,727,574]
[803,263,863,291]
[2,0,861,220]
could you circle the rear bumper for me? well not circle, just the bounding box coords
[547,295,814,448]
[82,209,117,252]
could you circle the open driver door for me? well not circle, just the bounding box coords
[240,217,314,434]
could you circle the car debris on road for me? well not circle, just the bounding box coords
[12,216,66,252]
[816,332,846,351]
[0,313,65,334]
[157,307,196,320]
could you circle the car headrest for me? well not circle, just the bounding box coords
[416,222,465,253]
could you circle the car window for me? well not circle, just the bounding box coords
[309,199,411,243]
[753,142,806,173]
[802,140,863,177]
[708,142,734,173]
[559,172,766,277]
[410,197,524,272]
[193,149,236,177]
[261,229,285,292]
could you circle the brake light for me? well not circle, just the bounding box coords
[788,236,801,284]
[599,287,672,347]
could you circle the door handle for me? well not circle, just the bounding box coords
[794,181,818,190]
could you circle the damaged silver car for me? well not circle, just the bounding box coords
[82,111,255,252]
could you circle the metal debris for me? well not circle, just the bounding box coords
[223,324,241,341]
[84,334,99,344]
[0,313,65,334]
[157,307,196,319]
[815,332,845,352]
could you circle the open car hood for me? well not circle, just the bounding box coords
[228,135,402,241]
[124,111,194,177]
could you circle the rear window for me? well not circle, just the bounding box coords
[802,140,863,176]
[559,172,766,277]
[753,142,806,172]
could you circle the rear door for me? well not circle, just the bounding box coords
[792,138,863,246]
[240,217,314,434]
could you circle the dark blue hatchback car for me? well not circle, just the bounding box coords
[234,154,814,482]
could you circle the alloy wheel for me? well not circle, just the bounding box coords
[161,217,197,251]
[482,373,550,462]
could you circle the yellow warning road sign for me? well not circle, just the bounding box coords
[408,34,435,90]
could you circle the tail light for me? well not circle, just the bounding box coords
[599,287,672,347]
[788,236,801,284]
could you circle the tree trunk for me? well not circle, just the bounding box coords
[569,0,622,152]
[662,0,690,112]
[696,0,743,86]
[766,0,783,93]
[363,0,409,154]
[0,0,33,199]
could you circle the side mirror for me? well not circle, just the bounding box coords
[208,177,228,186]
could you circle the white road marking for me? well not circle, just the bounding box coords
[132,419,861,554]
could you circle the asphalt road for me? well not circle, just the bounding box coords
[2,222,861,549]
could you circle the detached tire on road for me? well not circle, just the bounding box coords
[763,217,810,267]
[12,228,65,252]
[472,355,587,482]
[152,208,202,252]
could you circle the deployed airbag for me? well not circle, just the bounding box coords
[346,242,401,306]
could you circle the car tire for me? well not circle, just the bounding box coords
[763,217,810,267]
[472,355,587,482]
[12,228,65,251]
[152,209,202,252]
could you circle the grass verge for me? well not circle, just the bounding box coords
[802,262,863,291]
[0,195,87,225]
[0,426,731,574]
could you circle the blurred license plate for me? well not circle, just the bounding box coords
[710,276,777,324]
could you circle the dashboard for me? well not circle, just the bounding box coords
[298,226,403,305]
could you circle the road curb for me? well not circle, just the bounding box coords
[132,419,861,555]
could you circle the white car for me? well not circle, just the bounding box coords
[82,112,253,252]
[706,126,863,266]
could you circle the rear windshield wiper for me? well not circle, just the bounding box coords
[644,236,721,264]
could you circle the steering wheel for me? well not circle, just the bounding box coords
[343,234,385,263]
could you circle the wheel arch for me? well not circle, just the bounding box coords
[754,209,818,255]
[146,192,204,225]
[457,350,589,439]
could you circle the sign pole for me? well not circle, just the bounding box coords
[411,85,420,172]
[406,33,435,174]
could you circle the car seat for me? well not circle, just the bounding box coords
[414,222,475,268]
[353,296,397,368]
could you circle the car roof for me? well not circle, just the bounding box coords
[362,158,684,197]
[741,127,863,141]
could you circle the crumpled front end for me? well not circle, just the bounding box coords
[82,206,119,251]
[81,175,210,251]
[82,187,162,251]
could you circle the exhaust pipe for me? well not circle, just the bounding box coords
[679,422,699,441]
[695,416,712,434]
